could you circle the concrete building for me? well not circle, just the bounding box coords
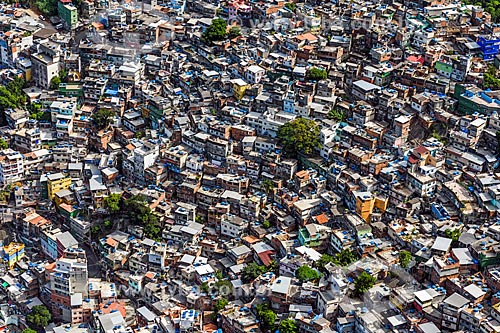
[47,173,72,200]
[51,248,89,323]
[31,41,61,89]
[0,149,24,185]
[58,0,78,29]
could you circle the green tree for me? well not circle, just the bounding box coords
[314,249,358,272]
[315,254,335,272]
[284,2,296,11]
[91,225,101,236]
[144,222,161,240]
[445,228,461,242]
[23,328,38,333]
[327,109,346,122]
[59,68,68,83]
[399,250,412,269]
[104,193,122,214]
[215,280,233,296]
[195,215,204,224]
[0,77,26,113]
[241,262,267,282]
[256,303,276,331]
[295,265,321,282]
[268,260,278,273]
[202,18,227,44]
[50,76,61,90]
[354,271,376,295]
[431,130,447,144]
[0,191,9,202]
[28,102,49,121]
[278,118,321,157]
[279,319,298,333]
[135,131,145,139]
[228,26,241,39]
[123,195,155,225]
[200,282,210,293]
[215,270,223,280]
[92,109,115,129]
[0,138,7,149]
[334,249,358,267]
[27,305,52,329]
[262,220,271,229]
[484,65,500,89]
[261,179,274,195]
[36,0,57,16]
[214,297,228,313]
[103,220,112,229]
[306,67,327,81]
[8,77,25,97]
[29,102,41,113]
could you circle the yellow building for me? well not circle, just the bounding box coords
[353,191,388,222]
[374,195,389,212]
[47,172,72,200]
[141,106,150,118]
[232,78,249,100]
[354,191,374,222]
[24,68,32,82]
[3,242,25,268]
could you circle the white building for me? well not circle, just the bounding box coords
[31,41,61,89]
[0,32,33,66]
[125,142,160,184]
[320,127,336,159]
[117,62,144,85]
[51,248,88,323]
[50,98,78,139]
[220,213,248,238]
[245,65,265,84]
[407,171,436,197]
[186,154,204,173]
[0,149,24,185]
[245,111,296,138]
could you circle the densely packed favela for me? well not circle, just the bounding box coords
[1,0,500,332]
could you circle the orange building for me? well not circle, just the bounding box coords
[353,190,388,222]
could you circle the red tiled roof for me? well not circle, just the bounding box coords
[258,250,274,266]
[296,32,317,42]
[408,155,419,164]
[414,145,429,155]
[99,301,126,318]
[407,55,424,64]
[106,237,118,247]
[314,213,329,224]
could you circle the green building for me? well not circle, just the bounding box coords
[298,227,322,247]
[58,0,78,29]
[454,83,500,115]
[148,96,171,130]
[478,251,500,269]
[435,61,452,77]
[59,203,80,220]
[59,83,83,97]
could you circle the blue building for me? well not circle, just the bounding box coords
[477,36,500,60]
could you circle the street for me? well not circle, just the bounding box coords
[79,242,102,278]
[23,7,57,32]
